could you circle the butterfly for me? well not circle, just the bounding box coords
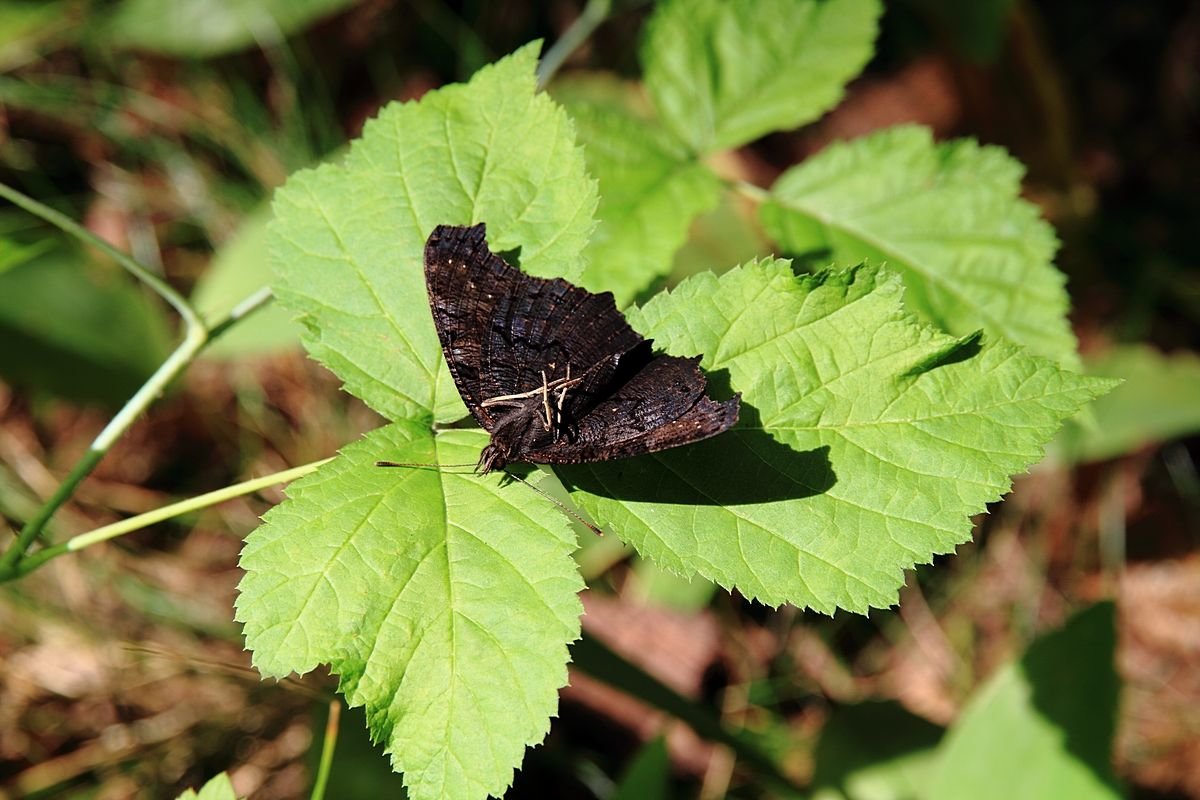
[422,223,740,474]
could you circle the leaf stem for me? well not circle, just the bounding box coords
[0,181,201,326]
[729,179,770,205]
[310,699,342,800]
[7,459,332,578]
[0,180,277,576]
[536,0,613,89]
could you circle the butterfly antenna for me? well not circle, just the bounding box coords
[375,460,478,470]
[505,470,604,537]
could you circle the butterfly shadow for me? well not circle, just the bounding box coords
[553,398,835,506]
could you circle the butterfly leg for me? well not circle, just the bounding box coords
[540,369,553,432]
[554,364,572,423]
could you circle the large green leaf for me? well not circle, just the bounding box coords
[642,0,882,154]
[557,260,1115,612]
[268,43,598,424]
[104,0,358,57]
[0,242,173,406]
[236,422,583,800]
[1055,344,1200,463]
[565,97,721,305]
[927,603,1121,800]
[761,125,1079,369]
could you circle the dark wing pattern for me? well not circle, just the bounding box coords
[424,223,642,426]
[527,354,741,464]
[423,223,739,470]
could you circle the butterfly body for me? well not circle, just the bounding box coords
[424,223,739,473]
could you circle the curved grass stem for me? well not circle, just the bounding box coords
[9,459,332,578]
[536,0,613,89]
[0,180,276,577]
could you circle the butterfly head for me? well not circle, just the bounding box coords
[476,441,510,474]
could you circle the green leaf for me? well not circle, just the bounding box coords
[0,242,173,406]
[557,261,1115,612]
[236,421,583,800]
[761,125,1080,369]
[1055,344,1200,463]
[630,559,716,611]
[175,772,240,800]
[611,737,671,800]
[642,0,882,154]
[192,206,302,359]
[927,603,1121,800]
[268,42,598,424]
[564,96,721,305]
[104,0,358,57]
[812,701,943,800]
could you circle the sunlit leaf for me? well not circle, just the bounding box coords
[237,423,583,800]
[268,43,598,424]
[558,261,1115,612]
[643,0,882,153]
[761,125,1079,368]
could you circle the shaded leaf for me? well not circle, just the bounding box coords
[642,0,882,153]
[104,0,358,57]
[927,603,1121,800]
[558,261,1115,612]
[761,125,1079,368]
[1056,344,1200,463]
[237,422,582,800]
[0,243,173,406]
[812,701,943,800]
[612,737,672,800]
[268,43,598,424]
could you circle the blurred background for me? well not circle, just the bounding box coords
[0,1,1198,798]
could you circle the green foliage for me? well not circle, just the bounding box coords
[268,42,597,425]
[812,701,943,800]
[1056,344,1200,462]
[192,206,301,358]
[237,422,583,800]
[175,772,240,800]
[238,5,1115,796]
[0,242,172,405]
[611,737,672,800]
[761,126,1079,369]
[559,262,1111,611]
[927,603,1121,800]
[0,235,50,274]
[566,98,721,305]
[104,0,359,57]
[643,0,882,154]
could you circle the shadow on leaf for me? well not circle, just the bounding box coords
[554,400,835,505]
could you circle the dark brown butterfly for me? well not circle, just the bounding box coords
[422,223,739,474]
